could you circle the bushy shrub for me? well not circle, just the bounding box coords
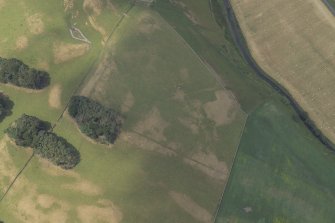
[6,114,80,169]
[0,93,13,122]
[0,57,50,89]
[68,96,122,144]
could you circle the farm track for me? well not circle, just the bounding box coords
[0,2,135,203]
[212,113,248,223]
[220,0,335,152]
[0,152,34,202]
[54,2,136,128]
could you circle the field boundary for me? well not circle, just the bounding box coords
[322,0,335,15]
[0,2,135,204]
[0,152,35,202]
[130,130,229,176]
[211,113,248,222]
[53,2,135,128]
[219,0,335,152]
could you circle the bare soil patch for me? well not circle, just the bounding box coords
[39,157,80,178]
[0,83,44,94]
[243,206,253,213]
[180,68,189,80]
[0,137,17,189]
[138,12,161,34]
[134,106,169,142]
[77,204,123,223]
[120,132,177,156]
[62,180,102,196]
[26,13,44,35]
[0,0,6,10]
[64,0,74,11]
[83,0,103,15]
[178,117,199,134]
[121,91,135,113]
[15,36,28,50]
[49,84,62,109]
[169,191,211,223]
[88,16,108,41]
[39,150,103,196]
[17,188,70,223]
[173,88,185,101]
[36,59,50,71]
[170,0,199,25]
[204,90,239,126]
[37,194,57,209]
[80,56,116,97]
[53,42,89,64]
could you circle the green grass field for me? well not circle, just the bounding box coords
[0,1,246,222]
[216,101,335,223]
[153,0,335,223]
[1,0,335,222]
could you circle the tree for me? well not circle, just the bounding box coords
[5,114,80,169]
[0,57,50,89]
[68,96,122,144]
[0,93,13,122]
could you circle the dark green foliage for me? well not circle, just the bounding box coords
[33,131,80,169]
[0,57,50,89]
[5,114,80,169]
[68,96,122,144]
[0,93,13,122]
[6,114,50,147]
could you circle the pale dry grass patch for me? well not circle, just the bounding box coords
[204,90,239,126]
[83,0,103,15]
[120,132,177,156]
[121,91,135,113]
[231,0,335,142]
[77,204,123,223]
[49,84,62,109]
[169,191,211,223]
[184,151,228,181]
[0,0,6,10]
[88,16,108,41]
[134,106,169,141]
[15,36,28,50]
[53,42,89,64]
[26,13,44,35]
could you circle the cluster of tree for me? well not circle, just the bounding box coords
[68,96,122,144]
[6,114,80,169]
[0,57,50,89]
[0,93,13,122]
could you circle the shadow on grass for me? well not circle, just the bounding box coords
[0,93,14,122]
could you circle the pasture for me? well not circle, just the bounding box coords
[154,0,335,222]
[216,100,335,223]
[0,0,246,222]
[231,0,335,143]
[2,0,335,222]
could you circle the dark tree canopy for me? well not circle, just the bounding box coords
[68,96,122,144]
[6,114,50,147]
[0,93,13,122]
[0,57,50,89]
[6,114,80,169]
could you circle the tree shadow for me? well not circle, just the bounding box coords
[0,93,14,122]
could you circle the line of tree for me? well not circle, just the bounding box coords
[0,57,50,89]
[68,96,122,144]
[0,93,13,122]
[5,114,80,169]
